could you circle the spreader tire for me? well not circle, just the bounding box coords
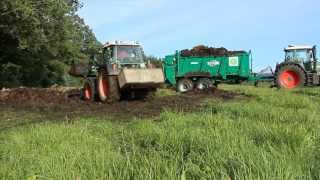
[275,64,306,89]
[196,78,213,91]
[177,78,194,93]
[97,69,120,103]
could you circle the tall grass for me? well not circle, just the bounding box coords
[1,85,320,179]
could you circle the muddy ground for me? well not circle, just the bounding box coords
[0,87,245,130]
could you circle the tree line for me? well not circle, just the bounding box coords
[0,0,163,88]
[0,0,101,88]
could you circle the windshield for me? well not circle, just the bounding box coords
[116,46,144,64]
[285,49,312,62]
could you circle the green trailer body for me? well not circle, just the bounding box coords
[163,51,258,88]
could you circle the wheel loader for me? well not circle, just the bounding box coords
[274,45,319,89]
[71,41,164,102]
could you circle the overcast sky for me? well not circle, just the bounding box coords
[78,0,320,70]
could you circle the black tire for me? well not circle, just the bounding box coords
[108,75,121,103]
[196,78,213,91]
[177,78,194,93]
[82,79,95,101]
[97,69,120,103]
[275,64,306,89]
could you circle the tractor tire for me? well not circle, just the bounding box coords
[275,64,306,89]
[97,69,120,103]
[196,78,214,91]
[177,78,194,93]
[108,76,121,102]
[82,79,95,101]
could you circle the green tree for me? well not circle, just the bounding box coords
[144,55,163,68]
[0,0,101,88]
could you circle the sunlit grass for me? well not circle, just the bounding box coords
[1,85,320,179]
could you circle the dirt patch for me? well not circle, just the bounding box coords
[0,87,245,129]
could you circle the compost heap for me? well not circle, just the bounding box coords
[180,45,245,57]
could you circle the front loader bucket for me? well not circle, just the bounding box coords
[118,69,165,89]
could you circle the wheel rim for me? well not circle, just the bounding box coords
[197,83,205,90]
[197,82,210,90]
[178,81,192,92]
[84,83,92,100]
[99,74,109,98]
[279,70,300,89]
[197,79,212,90]
[178,84,188,92]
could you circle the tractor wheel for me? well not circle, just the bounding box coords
[97,69,120,103]
[82,79,95,101]
[275,64,306,89]
[196,78,213,91]
[177,78,194,93]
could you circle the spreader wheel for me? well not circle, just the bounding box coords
[97,69,120,103]
[275,64,306,89]
[177,78,194,93]
[196,78,214,91]
[82,79,95,101]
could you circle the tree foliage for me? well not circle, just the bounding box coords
[144,55,163,68]
[0,0,101,88]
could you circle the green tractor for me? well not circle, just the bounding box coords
[73,41,164,102]
[274,45,319,89]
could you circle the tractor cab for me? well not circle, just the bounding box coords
[284,45,317,72]
[102,41,146,70]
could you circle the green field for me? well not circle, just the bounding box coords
[1,85,320,179]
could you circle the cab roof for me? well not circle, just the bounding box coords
[103,40,141,48]
[285,45,314,51]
